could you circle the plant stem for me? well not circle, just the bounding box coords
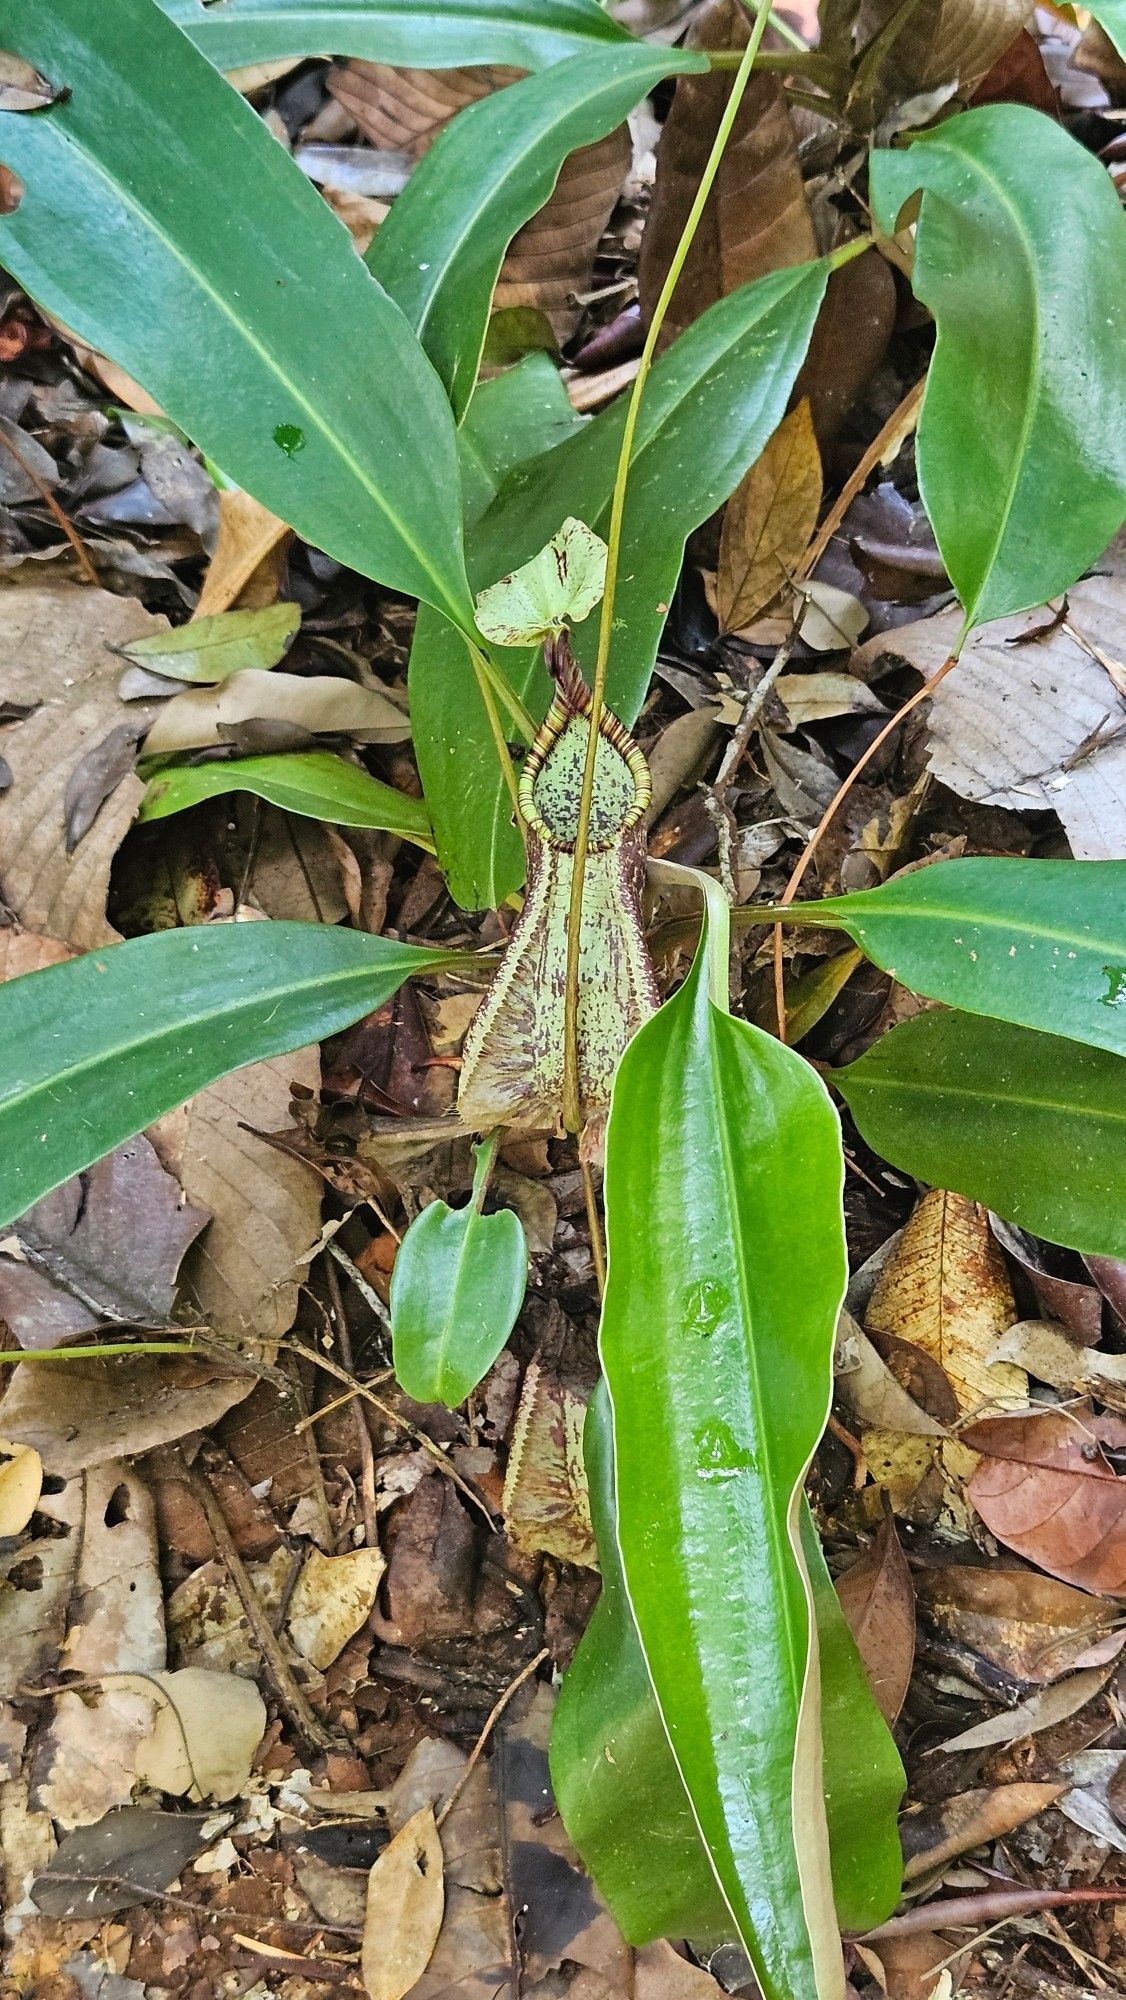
[467,640,523,817]
[560,0,776,1134]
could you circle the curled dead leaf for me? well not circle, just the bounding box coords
[835,1514,915,1724]
[361,1804,445,2000]
[716,400,822,633]
[965,1405,1126,1594]
[901,1780,1065,1883]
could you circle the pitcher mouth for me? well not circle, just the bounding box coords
[517,633,652,855]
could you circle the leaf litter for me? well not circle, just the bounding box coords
[3,18,1126,2000]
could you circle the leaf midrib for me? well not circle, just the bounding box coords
[37,71,468,626]
[852,1072,1126,1120]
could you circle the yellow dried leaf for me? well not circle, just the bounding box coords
[362,1805,444,2000]
[0,1440,42,1539]
[716,399,822,632]
[286,1547,387,1670]
[195,488,290,617]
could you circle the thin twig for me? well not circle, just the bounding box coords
[560,0,778,1135]
[435,1647,550,1829]
[859,1883,1126,1942]
[771,652,960,1039]
[182,1447,339,1752]
[283,1335,497,1529]
[325,1254,379,1550]
[0,423,100,586]
[712,601,810,802]
[796,376,925,585]
[580,1158,607,1297]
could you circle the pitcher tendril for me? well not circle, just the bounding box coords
[561,0,777,1134]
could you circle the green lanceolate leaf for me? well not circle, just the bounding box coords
[390,1135,528,1406]
[599,924,849,2000]
[870,107,1126,630]
[118,605,301,684]
[0,924,459,1231]
[780,858,1126,1061]
[479,258,831,728]
[161,0,633,73]
[1090,1,1126,58]
[0,0,473,628]
[410,357,587,911]
[837,1009,1126,1260]
[139,750,434,847]
[368,47,705,419]
[551,1384,904,1949]
[429,261,829,910]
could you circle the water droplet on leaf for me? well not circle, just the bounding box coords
[695,1418,754,1482]
[273,423,306,458]
[681,1278,731,1336]
[1101,966,1126,1008]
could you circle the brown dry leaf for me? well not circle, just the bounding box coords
[854,537,1126,858]
[864,1190,1023,1502]
[716,400,822,633]
[0,1441,42,1538]
[502,1361,597,1568]
[33,1463,164,1829]
[495,128,632,341]
[0,1138,209,1344]
[835,1514,915,1723]
[0,1475,83,1699]
[938,1662,1112,1754]
[166,1546,294,1674]
[775,670,886,726]
[0,1351,253,1478]
[793,250,898,446]
[901,1780,1065,1883]
[835,1309,948,1439]
[964,1405,1126,1594]
[332,61,628,339]
[195,486,291,617]
[150,1039,322,1348]
[856,0,1032,108]
[361,1805,445,2000]
[285,1547,386,1670]
[143,667,410,756]
[639,0,814,345]
[0,582,168,948]
[0,933,72,980]
[115,1667,267,1802]
[914,1564,1126,1683]
[992,1319,1126,1413]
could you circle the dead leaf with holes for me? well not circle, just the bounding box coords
[0,582,168,948]
[108,1667,266,1802]
[861,1190,1023,1516]
[639,0,814,347]
[33,1463,165,1829]
[715,400,822,633]
[361,1805,445,2000]
[835,1514,915,1724]
[964,1405,1126,1594]
[0,1475,84,1699]
[286,1547,387,1670]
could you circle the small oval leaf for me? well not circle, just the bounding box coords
[391,1142,528,1408]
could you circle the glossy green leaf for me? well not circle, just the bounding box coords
[599,925,848,2000]
[390,1137,527,1407]
[429,261,829,909]
[0,923,459,1231]
[781,858,1126,1060]
[0,0,473,628]
[870,107,1126,629]
[138,750,434,846]
[1090,1,1126,58]
[368,47,704,419]
[837,1009,1126,1260]
[479,258,830,728]
[551,1384,904,1948]
[161,0,632,72]
[118,605,301,684]
[411,357,587,911]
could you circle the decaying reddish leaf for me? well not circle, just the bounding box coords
[965,1405,1126,1595]
[835,1514,915,1724]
